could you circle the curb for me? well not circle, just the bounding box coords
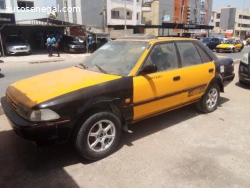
[0,58,241,116]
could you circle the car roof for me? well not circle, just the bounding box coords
[116,36,197,43]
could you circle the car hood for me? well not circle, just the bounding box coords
[217,44,234,48]
[68,41,82,45]
[6,67,121,108]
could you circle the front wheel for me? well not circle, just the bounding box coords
[74,111,121,160]
[196,83,220,113]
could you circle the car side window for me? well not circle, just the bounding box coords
[144,43,179,72]
[176,42,203,67]
[194,43,212,63]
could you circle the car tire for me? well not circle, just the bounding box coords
[63,45,68,53]
[196,83,220,113]
[239,80,245,84]
[74,111,122,160]
[216,50,219,53]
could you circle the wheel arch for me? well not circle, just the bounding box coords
[69,99,126,140]
[209,73,224,93]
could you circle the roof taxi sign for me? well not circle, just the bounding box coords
[0,13,15,25]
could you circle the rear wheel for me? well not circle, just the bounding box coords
[74,111,122,160]
[196,83,220,113]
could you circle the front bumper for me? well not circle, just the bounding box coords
[1,97,70,147]
[69,47,85,53]
[7,49,32,55]
[239,62,250,83]
[216,48,233,52]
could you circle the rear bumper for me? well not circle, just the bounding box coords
[1,97,71,147]
[239,73,250,83]
[222,74,235,87]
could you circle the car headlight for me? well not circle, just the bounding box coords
[240,53,249,65]
[8,46,14,50]
[17,104,60,122]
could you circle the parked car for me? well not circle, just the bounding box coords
[200,37,223,50]
[238,52,250,84]
[1,35,235,160]
[60,35,85,53]
[4,35,31,55]
[215,38,243,53]
[88,36,111,52]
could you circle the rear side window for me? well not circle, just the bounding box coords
[176,42,203,67]
[194,43,212,63]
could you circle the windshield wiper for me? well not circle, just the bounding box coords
[95,64,107,74]
[78,63,87,69]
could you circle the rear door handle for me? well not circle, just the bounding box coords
[173,76,180,81]
[209,68,214,73]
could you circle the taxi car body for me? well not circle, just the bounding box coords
[215,38,243,53]
[239,52,250,84]
[1,35,235,160]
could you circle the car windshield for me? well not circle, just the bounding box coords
[200,38,210,42]
[223,40,234,44]
[79,41,149,76]
[6,36,25,43]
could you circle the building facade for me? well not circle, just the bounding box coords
[212,7,250,39]
[142,0,213,36]
[0,0,48,22]
[57,0,143,28]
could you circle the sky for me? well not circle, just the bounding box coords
[44,0,56,8]
[211,0,249,10]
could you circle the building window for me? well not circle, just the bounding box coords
[216,13,220,19]
[0,0,5,9]
[18,1,34,9]
[137,13,139,20]
[215,22,219,27]
[111,11,119,19]
[127,12,130,16]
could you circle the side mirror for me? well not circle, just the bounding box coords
[139,64,158,75]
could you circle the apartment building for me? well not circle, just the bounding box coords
[57,0,143,28]
[142,0,213,36]
[212,7,250,39]
[0,0,48,22]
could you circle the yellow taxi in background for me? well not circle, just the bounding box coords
[216,38,243,53]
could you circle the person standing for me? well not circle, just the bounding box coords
[50,34,60,57]
[45,34,51,57]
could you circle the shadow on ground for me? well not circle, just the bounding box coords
[0,97,230,187]
[235,81,250,90]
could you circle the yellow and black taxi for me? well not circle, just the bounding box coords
[239,52,250,84]
[1,35,235,160]
[215,38,243,53]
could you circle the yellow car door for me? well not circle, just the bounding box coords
[176,42,215,104]
[133,43,184,121]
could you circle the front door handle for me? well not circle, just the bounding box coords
[173,76,180,81]
[209,68,214,73]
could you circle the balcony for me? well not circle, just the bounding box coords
[111,16,132,20]
[142,7,151,12]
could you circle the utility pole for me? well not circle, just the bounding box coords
[180,5,184,37]
[239,0,245,39]
[124,0,127,35]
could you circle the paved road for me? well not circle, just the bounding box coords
[0,61,250,187]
